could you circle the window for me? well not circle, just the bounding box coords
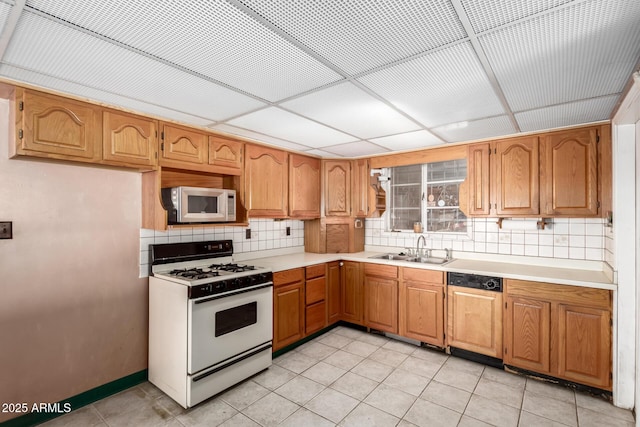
[387,159,467,233]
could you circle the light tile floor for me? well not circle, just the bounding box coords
[41,326,634,427]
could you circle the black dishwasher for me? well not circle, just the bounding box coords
[447,272,504,368]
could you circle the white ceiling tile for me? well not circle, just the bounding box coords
[433,116,516,143]
[2,11,266,121]
[322,141,390,157]
[304,149,344,158]
[210,124,312,152]
[369,130,444,151]
[227,107,357,148]
[0,64,217,126]
[0,2,11,33]
[515,95,619,132]
[479,0,640,111]
[239,0,466,74]
[25,0,343,101]
[358,42,505,128]
[460,0,573,33]
[281,82,420,139]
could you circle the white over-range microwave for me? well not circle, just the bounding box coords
[161,186,236,224]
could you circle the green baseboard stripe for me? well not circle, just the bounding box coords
[1,370,148,427]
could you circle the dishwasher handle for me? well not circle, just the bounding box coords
[447,272,503,292]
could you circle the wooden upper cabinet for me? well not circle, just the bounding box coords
[495,136,539,216]
[324,160,351,216]
[208,135,243,175]
[159,123,209,170]
[103,110,158,167]
[466,143,491,216]
[16,88,101,161]
[289,154,321,219]
[540,128,598,216]
[244,144,288,218]
[351,158,369,217]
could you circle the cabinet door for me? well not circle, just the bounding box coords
[364,276,398,333]
[289,154,321,218]
[341,261,363,325]
[495,136,539,216]
[504,296,551,374]
[557,304,611,389]
[306,302,326,335]
[352,158,369,217]
[18,88,101,161]
[447,286,503,358]
[103,110,157,167]
[327,261,341,324]
[324,160,351,216]
[244,144,288,218]
[467,143,491,215]
[273,281,304,351]
[160,123,208,169]
[208,135,243,175]
[399,281,444,346]
[540,128,598,216]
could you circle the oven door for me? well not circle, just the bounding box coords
[188,284,272,374]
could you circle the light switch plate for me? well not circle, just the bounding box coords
[0,221,12,239]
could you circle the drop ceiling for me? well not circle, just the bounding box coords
[0,0,638,157]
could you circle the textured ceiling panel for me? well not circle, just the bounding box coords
[0,2,11,34]
[210,124,312,152]
[239,0,466,75]
[304,148,342,158]
[433,115,516,143]
[322,141,389,158]
[2,11,266,121]
[358,42,505,128]
[0,64,217,126]
[281,82,420,139]
[460,0,573,33]
[25,0,342,101]
[515,95,619,132]
[480,0,640,111]
[369,130,444,151]
[227,107,357,148]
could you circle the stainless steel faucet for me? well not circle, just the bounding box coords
[416,235,427,257]
[444,248,452,261]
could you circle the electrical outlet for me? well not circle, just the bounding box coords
[0,221,12,239]
[245,229,251,239]
[286,226,291,236]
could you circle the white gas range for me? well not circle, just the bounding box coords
[148,240,273,409]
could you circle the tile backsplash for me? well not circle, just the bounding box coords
[366,216,608,263]
[139,219,304,277]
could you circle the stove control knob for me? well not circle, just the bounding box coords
[484,279,500,290]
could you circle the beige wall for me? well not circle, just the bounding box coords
[0,99,147,422]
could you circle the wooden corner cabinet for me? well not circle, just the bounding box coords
[273,268,305,351]
[327,261,341,324]
[364,264,398,333]
[504,279,612,390]
[103,109,158,168]
[289,154,321,219]
[14,87,102,162]
[244,144,289,218]
[399,268,445,347]
[324,160,351,217]
[340,261,364,325]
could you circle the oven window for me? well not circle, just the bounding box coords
[188,196,219,214]
[215,302,257,337]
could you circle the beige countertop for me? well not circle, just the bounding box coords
[240,251,615,290]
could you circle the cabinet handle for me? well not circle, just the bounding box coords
[339,262,344,267]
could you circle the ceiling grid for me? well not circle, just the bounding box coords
[0,0,637,157]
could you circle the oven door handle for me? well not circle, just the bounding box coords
[192,342,273,382]
[193,283,273,304]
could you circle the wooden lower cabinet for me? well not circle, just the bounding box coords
[341,261,364,325]
[327,261,341,324]
[364,264,398,333]
[504,279,612,390]
[399,268,445,347]
[305,264,327,335]
[447,286,503,359]
[273,269,305,351]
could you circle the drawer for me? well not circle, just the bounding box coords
[306,263,326,280]
[273,268,304,287]
[505,279,611,309]
[402,267,444,284]
[306,276,326,305]
[364,263,398,278]
[306,301,326,335]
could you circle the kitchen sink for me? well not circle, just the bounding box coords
[369,253,412,261]
[368,253,454,265]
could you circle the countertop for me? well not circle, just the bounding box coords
[240,251,615,290]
